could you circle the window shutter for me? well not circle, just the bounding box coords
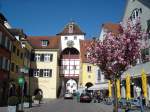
[50,54,53,61]
[40,69,43,77]
[40,54,44,62]
[2,57,5,69]
[30,53,35,61]
[29,69,33,76]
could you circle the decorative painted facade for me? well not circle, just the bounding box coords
[57,22,85,94]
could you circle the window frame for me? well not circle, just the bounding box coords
[41,40,48,46]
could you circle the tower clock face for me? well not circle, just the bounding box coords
[67,40,74,47]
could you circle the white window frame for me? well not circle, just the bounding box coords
[35,54,40,61]
[34,69,40,77]
[44,54,50,62]
[41,40,48,46]
[87,66,92,72]
[43,69,52,77]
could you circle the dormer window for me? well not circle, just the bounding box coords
[69,24,73,33]
[41,40,49,46]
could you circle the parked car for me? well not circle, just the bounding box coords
[64,92,73,99]
[80,93,92,103]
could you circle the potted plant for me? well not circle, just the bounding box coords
[8,96,19,112]
[34,94,42,104]
[23,96,30,108]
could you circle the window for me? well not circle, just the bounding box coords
[44,54,51,62]
[16,65,19,73]
[35,54,40,61]
[17,49,19,56]
[0,57,2,69]
[41,40,49,46]
[64,65,67,70]
[43,69,52,77]
[40,69,43,77]
[50,54,53,61]
[5,59,8,70]
[20,53,23,59]
[74,36,77,40]
[73,65,76,70]
[11,63,15,71]
[40,54,44,61]
[7,39,10,50]
[1,34,6,47]
[65,37,68,40]
[147,19,150,39]
[141,48,149,62]
[2,57,5,69]
[130,8,142,21]
[13,46,16,53]
[97,70,101,80]
[34,69,40,77]
[7,60,10,71]
[87,66,91,72]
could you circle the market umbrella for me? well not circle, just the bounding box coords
[141,69,147,98]
[108,80,112,97]
[117,79,121,98]
[126,73,131,100]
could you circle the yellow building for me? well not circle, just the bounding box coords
[9,29,24,82]
[28,36,60,99]
[9,29,32,96]
[80,40,96,88]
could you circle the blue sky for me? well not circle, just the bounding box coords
[0,0,126,38]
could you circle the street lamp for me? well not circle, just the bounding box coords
[18,74,25,112]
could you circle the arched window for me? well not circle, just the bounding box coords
[130,8,142,21]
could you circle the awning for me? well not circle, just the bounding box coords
[121,62,150,79]
[88,83,108,90]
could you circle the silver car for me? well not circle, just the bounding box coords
[64,92,73,99]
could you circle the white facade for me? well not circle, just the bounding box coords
[61,35,84,51]
[123,0,150,29]
[99,28,105,41]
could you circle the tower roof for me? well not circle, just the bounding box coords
[57,21,85,35]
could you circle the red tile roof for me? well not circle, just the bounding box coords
[27,36,60,49]
[57,22,85,35]
[102,23,122,34]
[80,40,92,63]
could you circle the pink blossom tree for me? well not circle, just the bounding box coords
[87,19,148,112]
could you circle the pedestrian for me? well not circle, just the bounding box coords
[138,95,144,112]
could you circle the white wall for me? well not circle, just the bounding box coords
[123,0,150,30]
[61,35,84,51]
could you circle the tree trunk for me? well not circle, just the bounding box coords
[113,78,118,112]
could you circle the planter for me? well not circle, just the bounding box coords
[23,102,29,108]
[34,100,39,104]
[8,106,16,112]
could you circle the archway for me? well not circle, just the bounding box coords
[85,82,93,88]
[66,79,77,94]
